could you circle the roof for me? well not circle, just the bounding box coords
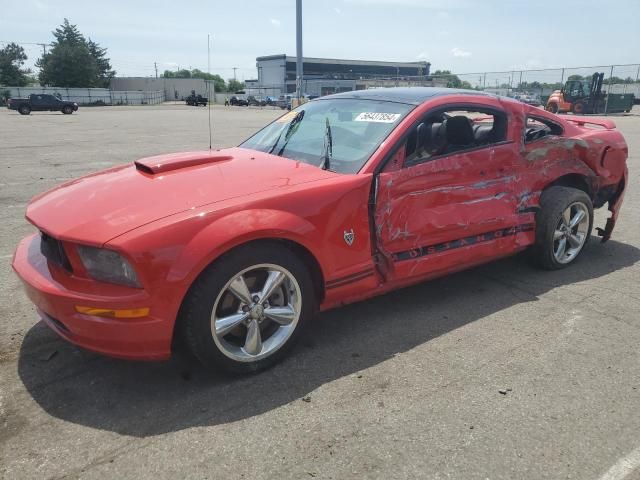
[256,54,429,69]
[322,87,493,105]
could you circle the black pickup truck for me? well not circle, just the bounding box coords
[185,92,208,106]
[7,94,78,115]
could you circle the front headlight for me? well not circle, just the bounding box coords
[77,246,141,288]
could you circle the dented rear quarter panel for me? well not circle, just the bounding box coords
[361,94,628,286]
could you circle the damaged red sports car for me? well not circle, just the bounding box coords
[13,88,628,373]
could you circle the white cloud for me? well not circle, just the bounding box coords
[416,51,430,60]
[451,47,471,57]
[334,7,342,14]
[269,18,281,27]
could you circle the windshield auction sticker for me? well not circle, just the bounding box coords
[354,112,401,123]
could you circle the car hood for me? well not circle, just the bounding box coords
[26,147,336,245]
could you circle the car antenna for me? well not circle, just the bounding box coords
[207,33,213,150]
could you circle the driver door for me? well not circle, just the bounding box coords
[374,106,529,281]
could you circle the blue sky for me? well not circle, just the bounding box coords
[1,0,639,81]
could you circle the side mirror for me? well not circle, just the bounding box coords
[415,123,426,150]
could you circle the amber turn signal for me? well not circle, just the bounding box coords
[75,306,150,319]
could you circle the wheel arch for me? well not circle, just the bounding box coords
[544,173,594,199]
[172,236,326,350]
[169,209,327,347]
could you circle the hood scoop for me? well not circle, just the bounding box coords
[135,151,233,174]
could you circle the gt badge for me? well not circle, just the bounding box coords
[344,229,355,246]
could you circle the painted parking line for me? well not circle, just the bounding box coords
[598,445,640,480]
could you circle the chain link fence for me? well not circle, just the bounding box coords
[1,86,165,106]
[380,64,639,114]
[243,63,639,114]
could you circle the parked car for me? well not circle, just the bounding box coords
[13,88,628,374]
[185,91,207,106]
[276,94,292,110]
[229,91,248,106]
[512,92,542,107]
[7,94,78,115]
[247,95,267,106]
[229,95,249,106]
[265,96,279,106]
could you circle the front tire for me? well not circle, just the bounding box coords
[532,186,593,270]
[179,242,316,374]
[62,105,73,114]
[547,102,559,114]
[572,101,586,115]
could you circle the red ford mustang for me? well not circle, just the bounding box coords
[13,88,628,373]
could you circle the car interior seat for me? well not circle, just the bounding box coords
[444,116,476,153]
[472,123,494,146]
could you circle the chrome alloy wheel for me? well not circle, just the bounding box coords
[211,264,302,362]
[553,202,590,264]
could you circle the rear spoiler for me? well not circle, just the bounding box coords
[563,117,616,130]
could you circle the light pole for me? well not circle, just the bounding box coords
[295,0,303,102]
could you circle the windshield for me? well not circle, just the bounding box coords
[240,98,413,174]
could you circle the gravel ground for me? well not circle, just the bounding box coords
[1,104,639,480]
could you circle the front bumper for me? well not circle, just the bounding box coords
[12,234,172,360]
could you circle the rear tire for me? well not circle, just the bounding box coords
[531,186,593,270]
[547,102,559,114]
[18,105,31,115]
[179,242,316,374]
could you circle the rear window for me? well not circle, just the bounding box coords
[525,116,563,143]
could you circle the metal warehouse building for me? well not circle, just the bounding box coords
[247,54,431,97]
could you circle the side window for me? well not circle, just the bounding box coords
[524,116,563,143]
[403,107,507,166]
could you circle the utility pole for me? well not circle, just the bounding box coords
[519,70,523,90]
[295,0,303,103]
[154,62,158,78]
[232,67,238,82]
[604,65,614,115]
[37,43,47,56]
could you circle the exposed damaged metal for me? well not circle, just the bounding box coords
[366,94,627,285]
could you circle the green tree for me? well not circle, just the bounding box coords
[0,42,30,86]
[227,78,244,92]
[37,19,114,87]
[162,68,227,92]
[87,38,115,87]
[430,70,470,89]
[162,69,192,78]
[604,76,631,85]
[191,70,226,92]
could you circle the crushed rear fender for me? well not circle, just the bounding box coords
[597,172,627,243]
